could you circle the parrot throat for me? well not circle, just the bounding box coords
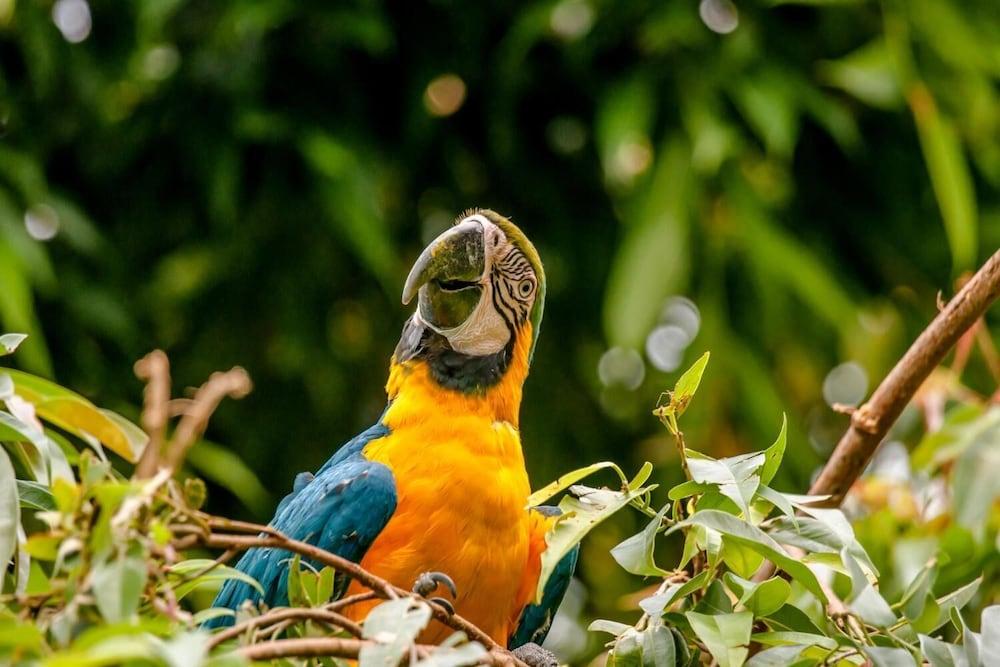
[393,314,523,394]
[386,317,533,425]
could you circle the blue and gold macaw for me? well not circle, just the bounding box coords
[209,210,577,655]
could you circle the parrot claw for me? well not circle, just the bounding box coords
[429,597,455,615]
[412,571,458,599]
[512,643,559,667]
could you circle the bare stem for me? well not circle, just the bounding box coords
[810,249,1000,505]
[134,350,171,479]
[161,368,252,474]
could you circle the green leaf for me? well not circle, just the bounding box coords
[16,479,55,510]
[720,539,765,579]
[686,611,753,667]
[911,86,977,273]
[754,486,795,525]
[5,370,148,462]
[608,628,644,667]
[668,480,712,501]
[761,605,824,635]
[413,641,487,667]
[664,570,712,608]
[724,574,791,617]
[528,461,628,507]
[759,415,786,486]
[751,631,836,650]
[91,550,148,623]
[0,333,27,356]
[817,38,901,109]
[951,426,1000,534]
[167,558,265,600]
[589,619,633,636]
[982,606,1000,667]
[913,577,982,634]
[769,506,877,578]
[0,447,18,590]
[864,646,917,667]
[844,548,897,628]
[670,510,827,603]
[919,634,968,667]
[745,645,808,667]
[536,470,656,602]
[899,557,938,622]
[686,452,763,518]
[638,623,677,667]
[360,599,433,667]
[673,351,710,417]
[317,566,336,604]
[611,504,669,576]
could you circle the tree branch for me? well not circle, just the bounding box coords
[235,637,519,666]
[809,249,1000,505]
[171,518,526,664]
[206,607,363,650]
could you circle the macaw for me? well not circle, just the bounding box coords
[208,210,578,657]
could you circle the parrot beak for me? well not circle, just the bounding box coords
[402,219,486,331]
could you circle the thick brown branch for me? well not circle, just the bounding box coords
[207,607,363,650]
[810,249,1000,505]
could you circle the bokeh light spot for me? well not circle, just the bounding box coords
[660,296,700,344]
[550,0,594,40]
[822,361,868,408]
[598,347,645,390]
[424,74,467,117]
[547,116,587,155]
[52,0,92,43]
[699,0,738,35]
[609,138,653,183]
[142,45,180,81]
[645,325,687,372]
[24,204,60,241]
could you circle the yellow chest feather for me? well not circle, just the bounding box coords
[345,337,536,644]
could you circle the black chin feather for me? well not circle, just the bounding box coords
[394,316,513,394]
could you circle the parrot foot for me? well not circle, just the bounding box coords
[428,597,455,615]
[511,643,559,667]
[412,571,458,599]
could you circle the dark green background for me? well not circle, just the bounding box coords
[1,0,998,642]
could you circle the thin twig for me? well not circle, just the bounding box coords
[810,249,1000,504]
[326,591,378,612]
[161,368,252,474]
[134,350,171,478]
[207,607,363,650]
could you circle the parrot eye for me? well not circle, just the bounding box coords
[518,279,535,298]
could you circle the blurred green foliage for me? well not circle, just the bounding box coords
[1,0,999,653]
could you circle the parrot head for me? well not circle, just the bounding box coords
[396,209,545,393]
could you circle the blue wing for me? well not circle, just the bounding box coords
[205,421,396,628]
[509,507,580,649]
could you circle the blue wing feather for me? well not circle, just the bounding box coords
[205,421,396,628]
[509,507,580,649]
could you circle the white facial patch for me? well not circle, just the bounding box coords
[428,216,513,357]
